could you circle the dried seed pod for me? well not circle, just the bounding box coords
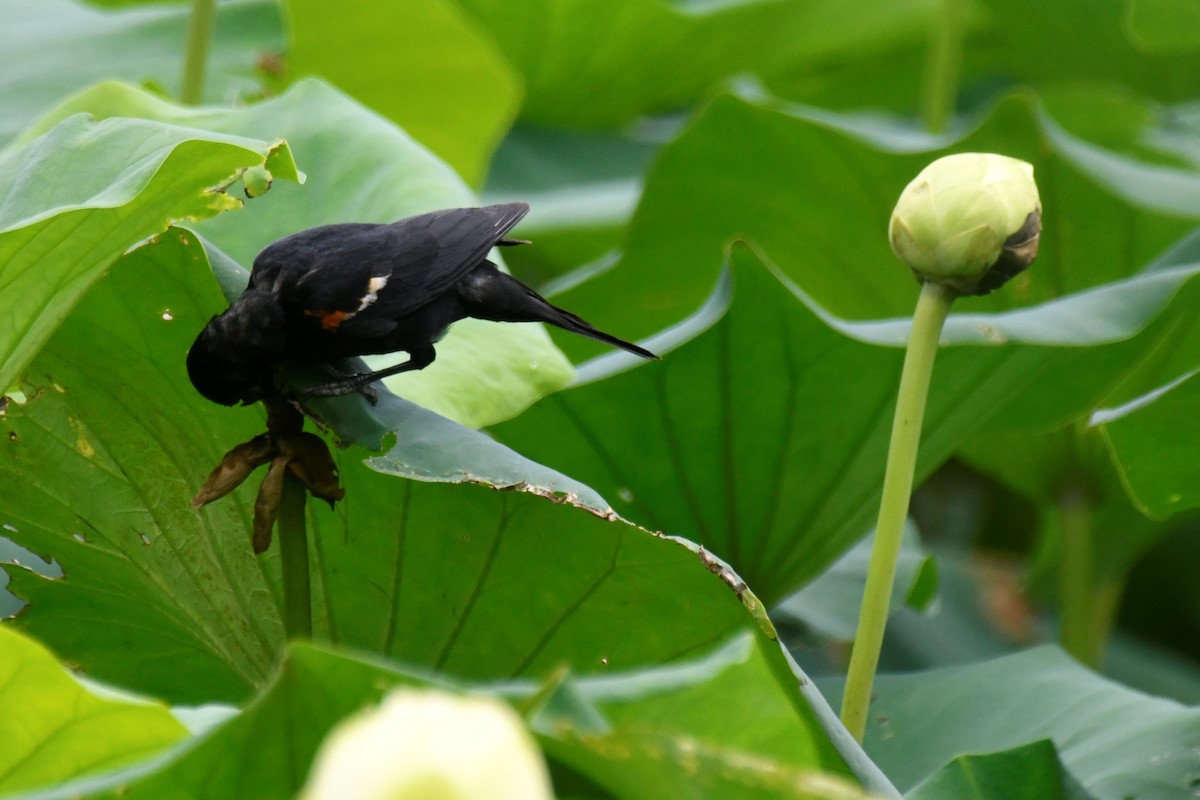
[192,434,276,507]
[252,456,290,554]
[280,432,345,507]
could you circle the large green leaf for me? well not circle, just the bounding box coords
[821,647,1200,800]
[27,79,573,428]
[455,0,933,128]
[961,0,1200,102]
[524,85,1200,606]
[19,81,461,266]
[306,458,754,682]
[492,245,1200,602]
[906,740,1094,800]
[0,107,296,397]
[0,624,185,794]
[2,234,287,703]
[1096,369,1200,518]
[1125,0,1200,53]
[16,635,886,799]
[0,0,281,144]
[9,644,442,799]
[285,0,522,186]
[531,632,882,799]
[550,89,1200,362]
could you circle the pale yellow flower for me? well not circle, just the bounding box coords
[300,688,553,800]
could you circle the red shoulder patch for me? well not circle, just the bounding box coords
[304,309,350,331]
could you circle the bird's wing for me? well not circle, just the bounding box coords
[248,203,530,334]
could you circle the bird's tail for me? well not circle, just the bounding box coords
[538,300,659,360]
[463,267,658,360]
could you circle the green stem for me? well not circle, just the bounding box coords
[920,0,966,134]
[278,472,312,639]
[180,0,218,105]
[840,281,954,742]
[1058,484,1112,666]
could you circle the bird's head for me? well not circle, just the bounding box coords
[187,290,287,406]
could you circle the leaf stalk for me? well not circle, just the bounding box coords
[278,471,312,639]
[920,0,966,134]
[180,0,217,105]
[1057,483,1122,666]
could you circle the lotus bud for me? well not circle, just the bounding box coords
[300,688,553,800]
[242,164,272,198]
[889,152,1041,296]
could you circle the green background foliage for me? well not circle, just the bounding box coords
[2,0,1199,798]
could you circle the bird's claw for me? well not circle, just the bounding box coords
[296,378,380,405]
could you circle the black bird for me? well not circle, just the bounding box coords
[187,202,657,406]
